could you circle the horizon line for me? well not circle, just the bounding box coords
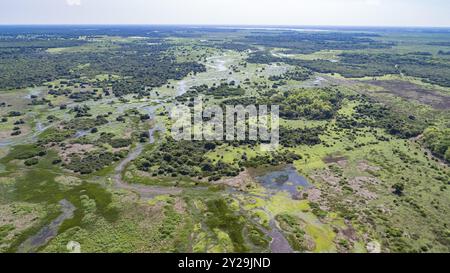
[0,23,450,29]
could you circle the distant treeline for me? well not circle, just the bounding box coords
[247,51,450,87]
[0,37,205,93]
[242,31,394,54]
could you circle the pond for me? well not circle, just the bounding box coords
[255,165,311,196]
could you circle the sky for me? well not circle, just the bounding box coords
[0,0,450,27]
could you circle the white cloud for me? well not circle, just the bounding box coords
[66,0,82,6]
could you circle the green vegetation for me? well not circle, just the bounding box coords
[423,127,450,162]
[0,26,449,254]
[136,139,240,180]
[261,88,344,120]
[276,214,308,252]
[65,151,124,174]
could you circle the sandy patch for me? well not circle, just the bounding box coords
[311,170,341,187]
[300,187,322,203]
[0,131,12,140]
[215,169,254,189]
[341,224,358,241]
[0,176,14,185]
[336,160,349,168]
[348,177,379,200]
[55,175,83,187]
[174,197,187,213]
[357,161,381,173]
[366,241,381,253]
[57,144,95,162]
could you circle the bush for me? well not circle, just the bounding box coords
[24,158,39,166]
[109,138,132,148]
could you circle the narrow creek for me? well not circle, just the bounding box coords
[112,105,181,198]
[0,121,52,148]
[17,200,76,253]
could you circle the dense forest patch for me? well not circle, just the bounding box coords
[0,38,205,92]
[65,150,125,174]
[260,88,345,120]
[243,31,392,54]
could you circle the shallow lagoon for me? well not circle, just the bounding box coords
[255,165,310,196]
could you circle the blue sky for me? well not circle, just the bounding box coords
[1,0,449,27]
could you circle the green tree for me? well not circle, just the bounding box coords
[392,183,405,196]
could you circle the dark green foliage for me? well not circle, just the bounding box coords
[392,183,405,196]
[137,139,240,179]
[309,202,327,218]
[276,214,307,252]
[93,132,132,148]
[279,127,323,147]
[247,226,270,248]
[423,127,450,162]
[269,68,312,82]
[7,111,22,117]
[336,96,428,139]
[260,88,344,120]
[353,103,427,138]
[65,151,122,174]
[69,91,97,102]
[13,119,25,125]
[248,51,450,87]
[10,169,119,250]
[209,83,245,98]
[63,116,108,131]
[221,97,258,107]
[24,158,39,166]
[3,144,46,161]
[108,138,132,149]
[177,83,245,101]
[0,36,205,92]
[205,198,248,252]
[383,226,413,252]
[213,42,256,52]
[71,105,91,118]
[38,128,76,144]
[244,32,391,54]
[158,206,182,240]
